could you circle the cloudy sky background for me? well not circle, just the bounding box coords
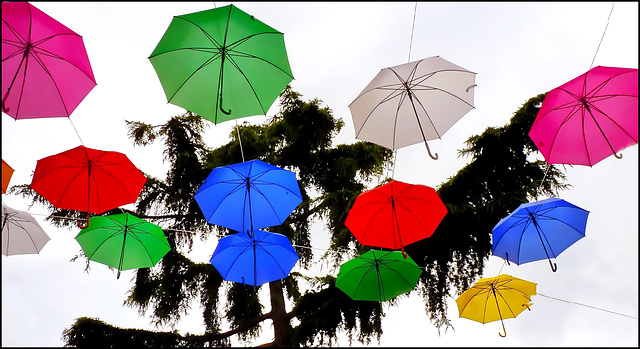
[2,2,638,347]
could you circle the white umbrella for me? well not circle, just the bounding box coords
[349,56,476,159]
[2,203,51,256]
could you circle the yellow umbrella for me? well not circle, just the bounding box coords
[456,274,536,337]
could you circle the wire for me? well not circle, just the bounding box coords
[20,210,638,321]
[235,119,245,162]
[538,292,637,320]
[408,2,418,63]
[589,2,615,70]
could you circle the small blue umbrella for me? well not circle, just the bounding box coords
[194,159,303,235]
[210,229,299,287]
[492,197,589,272]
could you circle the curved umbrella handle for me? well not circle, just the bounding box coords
[549,259,558,272]
[499,322,507,337]
[614,152,623,159]
[504,252,511,266]
[424,141,439,160]
[77,213,90,229]
[219,94,232,115]
[1,92,9,113]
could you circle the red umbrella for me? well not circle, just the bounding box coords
[1,2,96,119]
[529,66,638,166]
[345,179,447,256]
[30,145,146,227]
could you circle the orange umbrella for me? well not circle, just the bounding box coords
[2,159,14,194]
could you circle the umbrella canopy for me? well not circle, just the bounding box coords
[335,250,423,302]
[210,229,299,287]
[1,1,96,119]
[492,197,589,272]
[2,203,50,256]
[75,213,171,278]
[2,159,14,194]
[456,274,536,337]
[529,66,638,166]
[344,179,447,256]
[30,145,147,220]
[149,4,294,124]
[349,56,476,159]
[195,159,302,234]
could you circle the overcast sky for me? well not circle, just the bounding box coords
[2,2,638,347]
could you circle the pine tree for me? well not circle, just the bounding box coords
[12,87,567,347]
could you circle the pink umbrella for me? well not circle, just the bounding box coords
[529,66,638,166]
[1,2,96,119]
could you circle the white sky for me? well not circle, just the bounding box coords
[2,2,638,347]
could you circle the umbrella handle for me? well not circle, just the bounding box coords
[504,252,511,266]
[77,214,90,229]
[549,259,557,272]
[424,141,439,160]
[1,91,9,113]
[499,322,507,337]
[219,95,232,115]
[614,152,623,159]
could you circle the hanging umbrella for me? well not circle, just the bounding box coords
[2,203,50,256]
[349,56,476,159]
[1,1,96,119]
[210,229,299,287]
[75,213,171,279]
[492,197,589,272]
[335,250,423,302]
[456,274,536,337]
[149,4,294,124]
[194,159,302,235]
[2,159,14,194]
[344,179,447,256]
[30,145,147,227]
[529,66,638,166]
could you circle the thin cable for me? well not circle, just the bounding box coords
[408,2,418,63]
[67,118,85,146]
[390,149,398,179]
[538,292,637,320]
[24,212,638,321]
[536,163,552,197]
[589,2,614,70]
[235,119,245,162]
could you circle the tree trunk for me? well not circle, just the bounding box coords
[268,279,293,347]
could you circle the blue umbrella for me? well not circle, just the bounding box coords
[492,197,589,272]
[210,229,299,287]
[194,159,303,235]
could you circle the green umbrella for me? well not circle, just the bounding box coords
[75,213,171,279]
[149,4,294,124]
[336,250,423,302]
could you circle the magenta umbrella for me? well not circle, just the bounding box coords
[529,66,638,166]
[1,2,96,119]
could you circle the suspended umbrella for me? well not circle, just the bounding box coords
[492,197,589,272]
[2,203,51,256]
[30,145,147,228]
[529,66,638,166]
[344,179,447,257]
[335,250,423,302]
[149,4,294,124]
[75,213,171,279]
[1,1,96,119]
[194,159,302,235]
[456,274,536,337]
[210,229,299,287]
[2,159,14,194]
[349,56,476,159]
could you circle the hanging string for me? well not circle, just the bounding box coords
[589,2,615,70]
[390,150,398,179]
[538,292,637,319]
[408,2,418,63]
[22,211,637,321]
[235,119,245,162]
[67,118,85,146]
[535,163,552,197]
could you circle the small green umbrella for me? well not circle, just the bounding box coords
[75,213,171,278]
[336,250,423,302]
[149,4,294,124]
